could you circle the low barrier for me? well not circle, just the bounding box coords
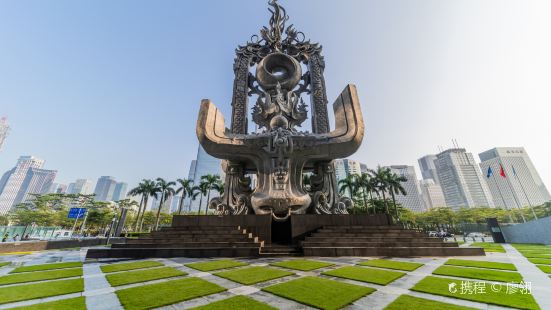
[0,238,125,253]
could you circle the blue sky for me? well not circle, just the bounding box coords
[1,0,550,190]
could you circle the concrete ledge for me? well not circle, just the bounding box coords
[303,246,486,257]
[86,247,261,259]
[0,238,125,253]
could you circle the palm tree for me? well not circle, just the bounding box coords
[369,166,391,215]
[154,178,175,230]
[354,172,374,214]
[128,179,158,231]
[200,174,221,215]
[387,172,408,219]
[189,186,201,213]
[128,180,146,231]
[195,183,208,215]
[338,174,357,213]
[175,178,194,215]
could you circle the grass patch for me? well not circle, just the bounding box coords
[411,276,539,310]
[445,259,516,271]
[0,262,10,268]
[214,266,293,285]
[0,278,84,305]
[101,260,163,273]
[106,266,186,286]
[10,296,86,310]
[185,259,248,272]
[270,259,334,271]
[528,258,551,265]
[10,262,82,273]
[536,265,551,274]
[358,259,423,271]
[263,276,374,310]
[0,252,35,255]
[433,265,522,283]
[522,253,551,259]
[116,277,225,310]
[323,266,405,285]
[0,268,82,286]
[190,295,276,310]
[384,294,476,310]
[470,242,505,253]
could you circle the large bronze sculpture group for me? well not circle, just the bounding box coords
[197,0,365,220]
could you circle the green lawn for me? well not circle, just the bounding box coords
[101,260,164,273]
[270,259,334,271]
[263,276,375,310]
[528,258,551,265]
[384,294,476,310]
[444,259,517,271]
[0,267,82,286]
[185,259,248,272]
[10,297,86,310]
[470,242,505,253]
[519,250,551,256]
[190,295,276,310]
[106,266,186,286]
[358,259,423,271]
[411,276,539,310]
[116,277,225,310]
[432,265,523,283]
[10,262,82,273]
[522,253,551,259]
[0,262,10,268]
[214,266,293,285]
[0,278,84,305]
[536,265,551,274]
[322,266,405,285]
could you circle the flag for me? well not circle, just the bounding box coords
[487,166,493,178]
[500,164,506,178]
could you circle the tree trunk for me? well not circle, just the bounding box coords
[154,195,164,231]
[390,191,399,221]
[197,194,203,215]
[368,190,375,215]
[138,196,149,231]
[177,193,186,215]
[133,195,145,231]
[381,191,390,215]
[361,187,368,214]
[205,189,211,215]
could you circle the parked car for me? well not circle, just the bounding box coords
[428,231,439,237]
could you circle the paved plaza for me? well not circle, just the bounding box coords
[0,243,549,309]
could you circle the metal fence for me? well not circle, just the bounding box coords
[0,226,60,242]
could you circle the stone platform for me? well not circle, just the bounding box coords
[86,214,484,259]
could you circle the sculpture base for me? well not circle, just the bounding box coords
[86,214,484,259]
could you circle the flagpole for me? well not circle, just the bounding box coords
[490,167,514,223]
[501,162,526,223]
[513,165,538,220]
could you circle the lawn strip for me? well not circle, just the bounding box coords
[470,243,505,253]
[522,253,551,259]
[0,267,82,286]
[189,295,276,310]
[263,276,375,310]
[444,259,516,271]
[10,296,86,310]
[528,258,551,265]
[185,259,248,272]
[270,259,334,271]
[358,259,423,271]
[384,294,476,310]
[214,266,293,285]
[323,266,405,285]
[432,265,522,283]
[0,262,10,268]
[106,266,186,286]
[536,264,551,274]
[10,262,82,273]
[116,277,225,310]
[0,278,84,305]
[411,276,539,310]
[100,260,163,273]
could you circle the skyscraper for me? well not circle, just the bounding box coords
[386,165,425,213]
[418,154,440,184]
[419,179,447,210]
[66,179,93,195]
[94,176,117,201]
[186,146,223,212]
[334,159,362,182]
[49,183,67,194]
[479,147,550,209]
[0,156,56,214]
[112,182,128,201]
[0,118,9,151]
[435,148,494,209]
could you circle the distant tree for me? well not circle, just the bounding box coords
[200,174,221,215]
[338,174,358,213]
[387,172,408,219]
[154,178,175,230]
[369,166,392,215]
[175,178,194,215]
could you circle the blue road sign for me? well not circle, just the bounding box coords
[68,207,87,219]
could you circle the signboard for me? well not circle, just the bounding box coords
[68,207,87,219]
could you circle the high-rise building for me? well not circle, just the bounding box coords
[0,156,56,214]
[420,179,447,210]
[66,179,93,195]
[112,182,128,201]
[94,176,117,201]
[334,159,362,182]
[479,147,550,209]
[418,154,440,184]
[0,118,9,151]
[49,183,67,194]
[186,146,223,212]
[434,148,494,209]
[360,163,368,174]
[386,165,425,213]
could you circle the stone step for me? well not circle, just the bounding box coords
[151,230,244,236]
[310,232,425,237]
[125,236,254,244]
[113,242,259,249]
[161,225,240,231]
[317,229,424,234]
[303,246,485,257]
[323,225,404,229]
[86,247,261,259]
[304,236,444,243]
[301,241,458,248]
